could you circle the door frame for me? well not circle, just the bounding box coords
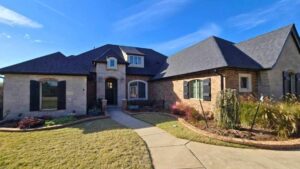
[105,78,118,105]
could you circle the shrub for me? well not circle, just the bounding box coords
[171,102,203,122]
[45,116,76,126]
[18,117,45,129]
[171,102,187,116]
[216,89,240,129]
[240,98,299,138]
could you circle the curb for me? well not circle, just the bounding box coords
[0,115,110,132]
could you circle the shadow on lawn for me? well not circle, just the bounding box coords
[68,118,128,134]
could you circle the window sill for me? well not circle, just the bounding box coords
[128,98,148,101]
[40,109,59,112]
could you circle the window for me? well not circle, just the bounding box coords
[239,73,252,92]
[128,55,144,67]
[283,71,298,95]
[128,80,147,100]
[41,80,58,110]
[189,80,203,99]
[107,57,117,69]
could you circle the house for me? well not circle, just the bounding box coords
[0,24,299,120]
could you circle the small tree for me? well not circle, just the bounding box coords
[216,89,240,129]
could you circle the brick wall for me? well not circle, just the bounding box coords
[149,72,221,113]
[149,69,258,113]
[221,69,258,96]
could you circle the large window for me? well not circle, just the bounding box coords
[239,73,252,92]
[128,80,147,100]
[283,71,299,95]
[107,57,117,70]
[41,80,58,110]
[128,55,144,67]
[189,80,203,99]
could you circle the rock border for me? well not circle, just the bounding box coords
[177,116,300,150]
[0,115,110,132]
[132,112,300,150]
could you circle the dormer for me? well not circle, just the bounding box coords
[128,55,144,68]
[106,57,118,70]
[120,46,145,68]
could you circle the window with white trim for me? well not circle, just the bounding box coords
[239,73,252,92]
[107,57,117,70]
[128,80,147,100]
[128,55,144,68]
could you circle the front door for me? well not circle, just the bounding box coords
[105,78,117,105]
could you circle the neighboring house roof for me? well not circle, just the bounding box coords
[235,24,298,69]
[0,44,167,76]
[153,24,299,80]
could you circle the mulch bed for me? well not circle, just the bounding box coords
[190,120,283,141]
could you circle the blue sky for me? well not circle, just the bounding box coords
[0,0,300,68]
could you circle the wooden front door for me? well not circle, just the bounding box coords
[105,78,117,105]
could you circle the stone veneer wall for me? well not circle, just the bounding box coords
[96,63,126,106]
[149,73,221,113]
[3,74,87,120]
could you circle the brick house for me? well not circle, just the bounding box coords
[0,24,299,120]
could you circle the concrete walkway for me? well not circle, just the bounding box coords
[108,107,300,169]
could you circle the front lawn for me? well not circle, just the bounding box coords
[0,119,152,169]
[133,113,251,148]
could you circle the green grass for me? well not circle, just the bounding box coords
[134,113,251,149]
[0,119,152,169]
[45,116,77,126]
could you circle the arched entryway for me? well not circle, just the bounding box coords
[105,78,118,105]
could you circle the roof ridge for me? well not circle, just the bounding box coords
[210,36,230,67]
[236,24,294,45]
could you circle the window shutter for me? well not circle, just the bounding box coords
[30,80,40,111]
[296,73,300,96]
[57,81,66,110]
[283,71,290,95]
[203,78,211,101]
[183,81,189,99]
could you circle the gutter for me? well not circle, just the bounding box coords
[213,69,224,91]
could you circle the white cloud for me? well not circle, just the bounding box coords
[33,39,42,43]
[0,32,11,39]
[151,23,222,55]
[228,0,300,30]
[0,5,42,28]
[114,0,189,31]
[24,33,31,39]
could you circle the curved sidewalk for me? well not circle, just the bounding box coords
[108,108,300,169]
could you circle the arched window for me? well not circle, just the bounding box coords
[128,80,148,100]
[107,57,117,70]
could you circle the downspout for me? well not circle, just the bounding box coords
[214,69,224,91]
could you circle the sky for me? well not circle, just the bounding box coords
[0,0,300,68]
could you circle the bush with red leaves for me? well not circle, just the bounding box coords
[18,117,45,129]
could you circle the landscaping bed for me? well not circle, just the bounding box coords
[0,119,153,169]
[0,115,108,131]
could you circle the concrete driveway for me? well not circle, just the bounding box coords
[108,108,300,169]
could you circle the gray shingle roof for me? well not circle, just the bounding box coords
[235,24,294,69]
[0,44,167,76]
[153,24,298,80]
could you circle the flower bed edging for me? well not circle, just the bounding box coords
[0,115,110,132]
[177,117,300,150]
